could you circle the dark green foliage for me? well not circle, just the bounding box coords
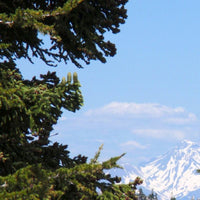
[0,0,128,67]
[0,60,142,199]
[0,0,142,199]
[148,189,158,200]
[137,188,147,200]
[0,61,84,176]
[136,188,158,200]
[0,147,142,200]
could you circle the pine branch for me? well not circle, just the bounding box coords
[90,144,104,164]
[0,0,84,28]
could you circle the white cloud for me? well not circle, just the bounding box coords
[58,102,199,143]
[165,113,197,125]
[132,129,186,140]
[85,102,185,118]
[84,102,198,129]
[121,141,147,149]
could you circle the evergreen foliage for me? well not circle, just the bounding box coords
[0,62,84,176]
[0,0,128,67]
[170,197,176,200]
[0,0,143,199]
[136,188,158,200]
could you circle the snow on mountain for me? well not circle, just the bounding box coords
[123,140,200,200]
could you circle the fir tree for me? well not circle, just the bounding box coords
[0,0,143,199]
[0,0,128,68]
[137,188,147,200]
[170,197,176,200]
[148,189,158,200]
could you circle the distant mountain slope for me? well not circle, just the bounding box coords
[123,140,200,200]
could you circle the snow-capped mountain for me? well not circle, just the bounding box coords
[123,140,200,200]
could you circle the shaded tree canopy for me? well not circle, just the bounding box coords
[0,0,144,199]
[0,0,128,67]
[0,0,128,175]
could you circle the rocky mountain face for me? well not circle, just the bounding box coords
[122,140,200,200]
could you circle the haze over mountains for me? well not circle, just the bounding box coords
[121,140,200,200]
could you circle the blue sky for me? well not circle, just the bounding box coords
[18,0,200,165]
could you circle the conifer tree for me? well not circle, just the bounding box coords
[0,0,143,199]
[137,188,147,200]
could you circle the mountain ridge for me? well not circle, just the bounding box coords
[122,140,200,200]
